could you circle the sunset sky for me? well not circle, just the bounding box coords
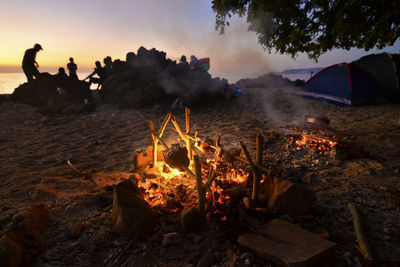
[1,0,399,82]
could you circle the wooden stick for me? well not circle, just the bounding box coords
[171,116,186,141]
[240,141,259,202]
[155,135,168,150]
[256,135,263,166]
[149,120,158,168]
[158,112,171,137]
[194,155,206,214]
[184,133,271,174]
[185,107,193,160]
[253,135,263,201]
[348,202,374,261]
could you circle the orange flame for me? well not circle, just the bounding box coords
[293,135,338,151]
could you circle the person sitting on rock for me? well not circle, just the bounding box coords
[103,56,113,77]
[179,55,188,66]
[84,61,105,89]
[22,43,42,82]
[189,55,201,70]
[67,57,78,79]
[56,67,68,79]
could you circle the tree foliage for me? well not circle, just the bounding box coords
[212,0,400,60]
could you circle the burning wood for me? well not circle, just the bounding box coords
[292,134,339,151]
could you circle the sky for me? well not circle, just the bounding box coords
[0,0,399,82]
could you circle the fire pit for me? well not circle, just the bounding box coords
[133,108,252,220]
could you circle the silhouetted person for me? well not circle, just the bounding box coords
[189,55,201,70]
[103,56,113,77]
[22,43,42,82]
[179,55,188,65]
[56,67,68,78]
[84,61,105,89]
[67,57,78,79]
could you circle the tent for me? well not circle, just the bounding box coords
[297,63,391,105]
[352,53,400,101]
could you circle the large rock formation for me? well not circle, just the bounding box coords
[10,73,94,115]
[100,47,231,109]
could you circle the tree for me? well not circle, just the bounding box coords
[212,0,400,60]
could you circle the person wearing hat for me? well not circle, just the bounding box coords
[22,43,42,82]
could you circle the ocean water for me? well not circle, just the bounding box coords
[0,72,92,94]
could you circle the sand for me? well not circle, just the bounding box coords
[1,86,400,266]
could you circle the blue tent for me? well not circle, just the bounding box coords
[297,63,390,105]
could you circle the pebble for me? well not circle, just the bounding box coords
[197,251,216,267]
[162,232,181,247]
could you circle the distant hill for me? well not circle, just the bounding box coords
[237,72,299,88]
[281,67,323,75]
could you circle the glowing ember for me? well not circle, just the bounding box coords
[291,135,339,151]
[137,159,248,219]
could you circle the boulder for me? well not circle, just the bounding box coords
[238,219,336,266]
[100,46,230,109]
[112,179,155,237]
[10,73,94,115]
[0,204,49,267]
[259,177,316,215]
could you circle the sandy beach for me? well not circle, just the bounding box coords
[1,86,400,266]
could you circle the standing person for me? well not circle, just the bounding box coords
[22,43,42,82]
[67,57,78,79]
[84,61,105,89]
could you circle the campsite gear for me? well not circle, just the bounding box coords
[352,53,400,101]
[297,63,391,105]
[234,83,242,96]
[199,58,210,71]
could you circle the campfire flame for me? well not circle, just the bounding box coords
[137,158,248,217]
[291,135,339,151]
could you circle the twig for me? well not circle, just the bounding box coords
[149,120,158,168]
[158,112,171,137]
[348,202,374,261]
[185,107,193,161]
[67,159,83,174]
[194,155,206,214]
[240,142,259,202]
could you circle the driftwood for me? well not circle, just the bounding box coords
[149,113,171,168]
[254,135,263,201]
[185,133,271,174]
[185,107,193,161]
[240,142,259,202]
[348,202,374,261]
[194,155,206,214]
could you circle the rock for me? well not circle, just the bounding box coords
[243,196,251,209]
[100,47,230,110]
[180,207,205,232]
[68,220,84,239]
[0,204,49,267]
[112,180,156,237]
[259,177,316,215]
[197,251,216,267]
[133,145,165,171]
[10,73,93,115]
[238,219,336,266]
[163,143,189,171]
[162,232,181,247]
